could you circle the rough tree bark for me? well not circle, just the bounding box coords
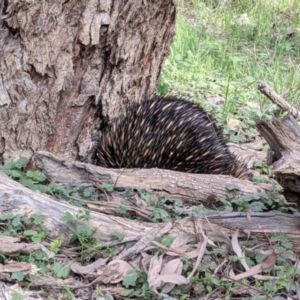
[256,82,300,202]
[0,0,176,162]
[256,115,300,202]
[35,151,277,203]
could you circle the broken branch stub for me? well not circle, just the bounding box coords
[257,81,300,120]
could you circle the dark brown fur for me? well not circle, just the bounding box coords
[95,96,248,179]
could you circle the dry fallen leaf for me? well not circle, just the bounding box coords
[166,234,194,256]
[161,258,183,293]
[187,238,208,281]
[232,264,263,281]
[148,253,163,292]
[243,229,251,240]
[70,257,108,274]
[166,244,190,256]
[227,118,241,131]
[205,94,224,105]
[231,229,249,272]
[208,230,231,245]
[185,245,201,259]
[170,234,194,248]
[147,254,190,293]
[156,273,189,287]
[231,254,277,281]
[141,252,152,273]
[97,259,133,284]
[261,253,277,270]
[161,258,183,275]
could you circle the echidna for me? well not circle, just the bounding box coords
[95,96,248,179]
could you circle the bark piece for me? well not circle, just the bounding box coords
[256,115,300,194]
[0,236,43,256]
[228,141,267,169]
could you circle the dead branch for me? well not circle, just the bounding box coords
[257,81,300,120]
[35,151,279,203]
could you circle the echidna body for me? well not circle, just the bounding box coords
[95,96,248,179]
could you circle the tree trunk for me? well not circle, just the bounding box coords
[0,0,176,163]
[256,115,300,203]
[256,82,300,203]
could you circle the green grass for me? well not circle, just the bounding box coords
[160,0,300,123]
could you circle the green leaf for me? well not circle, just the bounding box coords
[102,182,114,193]
[30,214,45,225]
[252,175,269,183]
[77,210,91,221]
[111,231,124,241]
[26,170,47,182]
[122,271,139,288]
[6,169,23,179]
[11,271,25,281]
[124,186,133,196]
[76,224,92,237]
[159,235,175,247]
[60,212,74,223]
[195,204,206,216]
[254,160,263,168]
[229,135,240,143]
[83,186,95,198]
[53,262,70,279]
[21,215,30,224]
[119,289,134,297]
[140,190,152,203]
[24,229,39,237]
[114,205,127,214]
[50,239,63,254]
[11,292,23,300]
[0,212,14,221]
[16,157,28,168]
[12,215,22,227]
[226,183,240,191]
[152,208,170,222]
[251,201,267,212]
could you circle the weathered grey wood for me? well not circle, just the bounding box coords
[1,168,300,252]
[256,115,300,193]
[0,0,176,162]
[35,151,278,202]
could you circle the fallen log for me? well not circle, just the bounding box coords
[35,151,278,203]
[1,166,299,253]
